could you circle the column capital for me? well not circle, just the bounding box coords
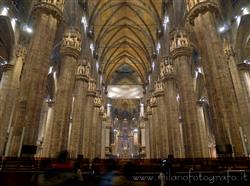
[16,45,27,60]
[149,96,157,107]
[94,96,102,108]
[186,0,219,25]
[32,0,64,21]
[60,28,82,58]
[223,40,235,59]
[153,80,164,96]
[87,78,97,96]
[75,61,90,81]
[169,30,192,59]
[160,58,176,80]
[99,105,107,120]
[146,105,152,115]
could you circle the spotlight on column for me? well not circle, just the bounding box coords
[156,42,161,54]
[22,24,33,34]
[218,25,226,33]
[81,16,88,31]
[163,15,169,30]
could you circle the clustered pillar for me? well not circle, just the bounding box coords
[186,0,245,156]
[68,61,90,158]
[0,45,27,156]
[170,30,203,158]
[160,60,185,158]
[49,27,81,157]
[7,0,64,156]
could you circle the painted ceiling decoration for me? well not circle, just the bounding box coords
[88,0,162,85]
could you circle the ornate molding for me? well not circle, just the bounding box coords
[32,0,64,21]
[154,80,164,96]
[186,0,219,25]
[87,78,97,96]
[94,96,102,108]
[60,28,81,58]
[169,30,192,59]
[99,105,107,120]
[149,96,157,107]
[75,61,90,81]
[146,105,152,115]
[160,58,176,80]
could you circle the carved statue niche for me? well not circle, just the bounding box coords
[150,96,157,106]
[160,62,165,78]
[165,63,174,74]
[77,65,85,75]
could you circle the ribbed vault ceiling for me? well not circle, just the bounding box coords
[88,0,162,84]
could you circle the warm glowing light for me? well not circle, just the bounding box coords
[133,128,138,132]
[107,85,143,99]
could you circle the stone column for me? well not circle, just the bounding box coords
[170,30,203,158]
[7,0,64,156]
[197,100,210,157]
[81,78,96,158]
[149,96,160,158]
[89,96,102,159]
[68,61,90,158]
[154,80,170,158]
[223,41,250,156]
[103,120,112,158]
[186,0,245,156]
[39,100,54,157]
[49,27,81,157]
[238,62,250,154]
[160,60,185,158]
[96,104,105,158]
[139,118,146,158]
[146,104,153,158]
[144,117,150,159]
[0,46,26,156]
[0,63,14,156]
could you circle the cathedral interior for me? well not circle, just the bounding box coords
[0,0,250,185]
